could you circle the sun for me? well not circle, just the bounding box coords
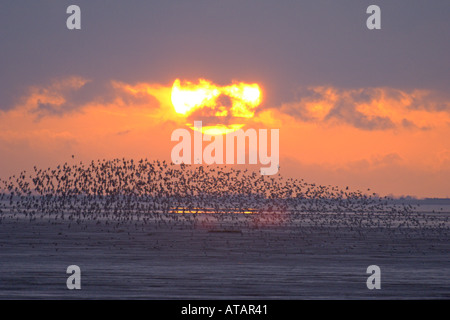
[171,78,262,135]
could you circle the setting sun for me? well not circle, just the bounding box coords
[171,78,262,135]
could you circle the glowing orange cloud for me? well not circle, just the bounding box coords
[0,77,176,178]
[275,86,450,130]
[1,78,449,197]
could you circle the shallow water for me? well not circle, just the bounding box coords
[0,208,448,299]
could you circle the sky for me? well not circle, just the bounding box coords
[0,0,449,197]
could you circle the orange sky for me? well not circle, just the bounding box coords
[0,76,449,198]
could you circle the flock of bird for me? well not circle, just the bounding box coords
[0,158,448,235]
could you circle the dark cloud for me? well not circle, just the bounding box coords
[21,78,162,120]
[1,1,449,112]
[279,86,396,130]
[406,92,450,112]
[326,97,395,130]
[274,86,449,130]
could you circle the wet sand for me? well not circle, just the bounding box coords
[0,211,448,299]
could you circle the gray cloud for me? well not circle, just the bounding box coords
[326,98,395,130]
[1,1,449,113]
[275,86,449,131]
[20,78,162,120]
